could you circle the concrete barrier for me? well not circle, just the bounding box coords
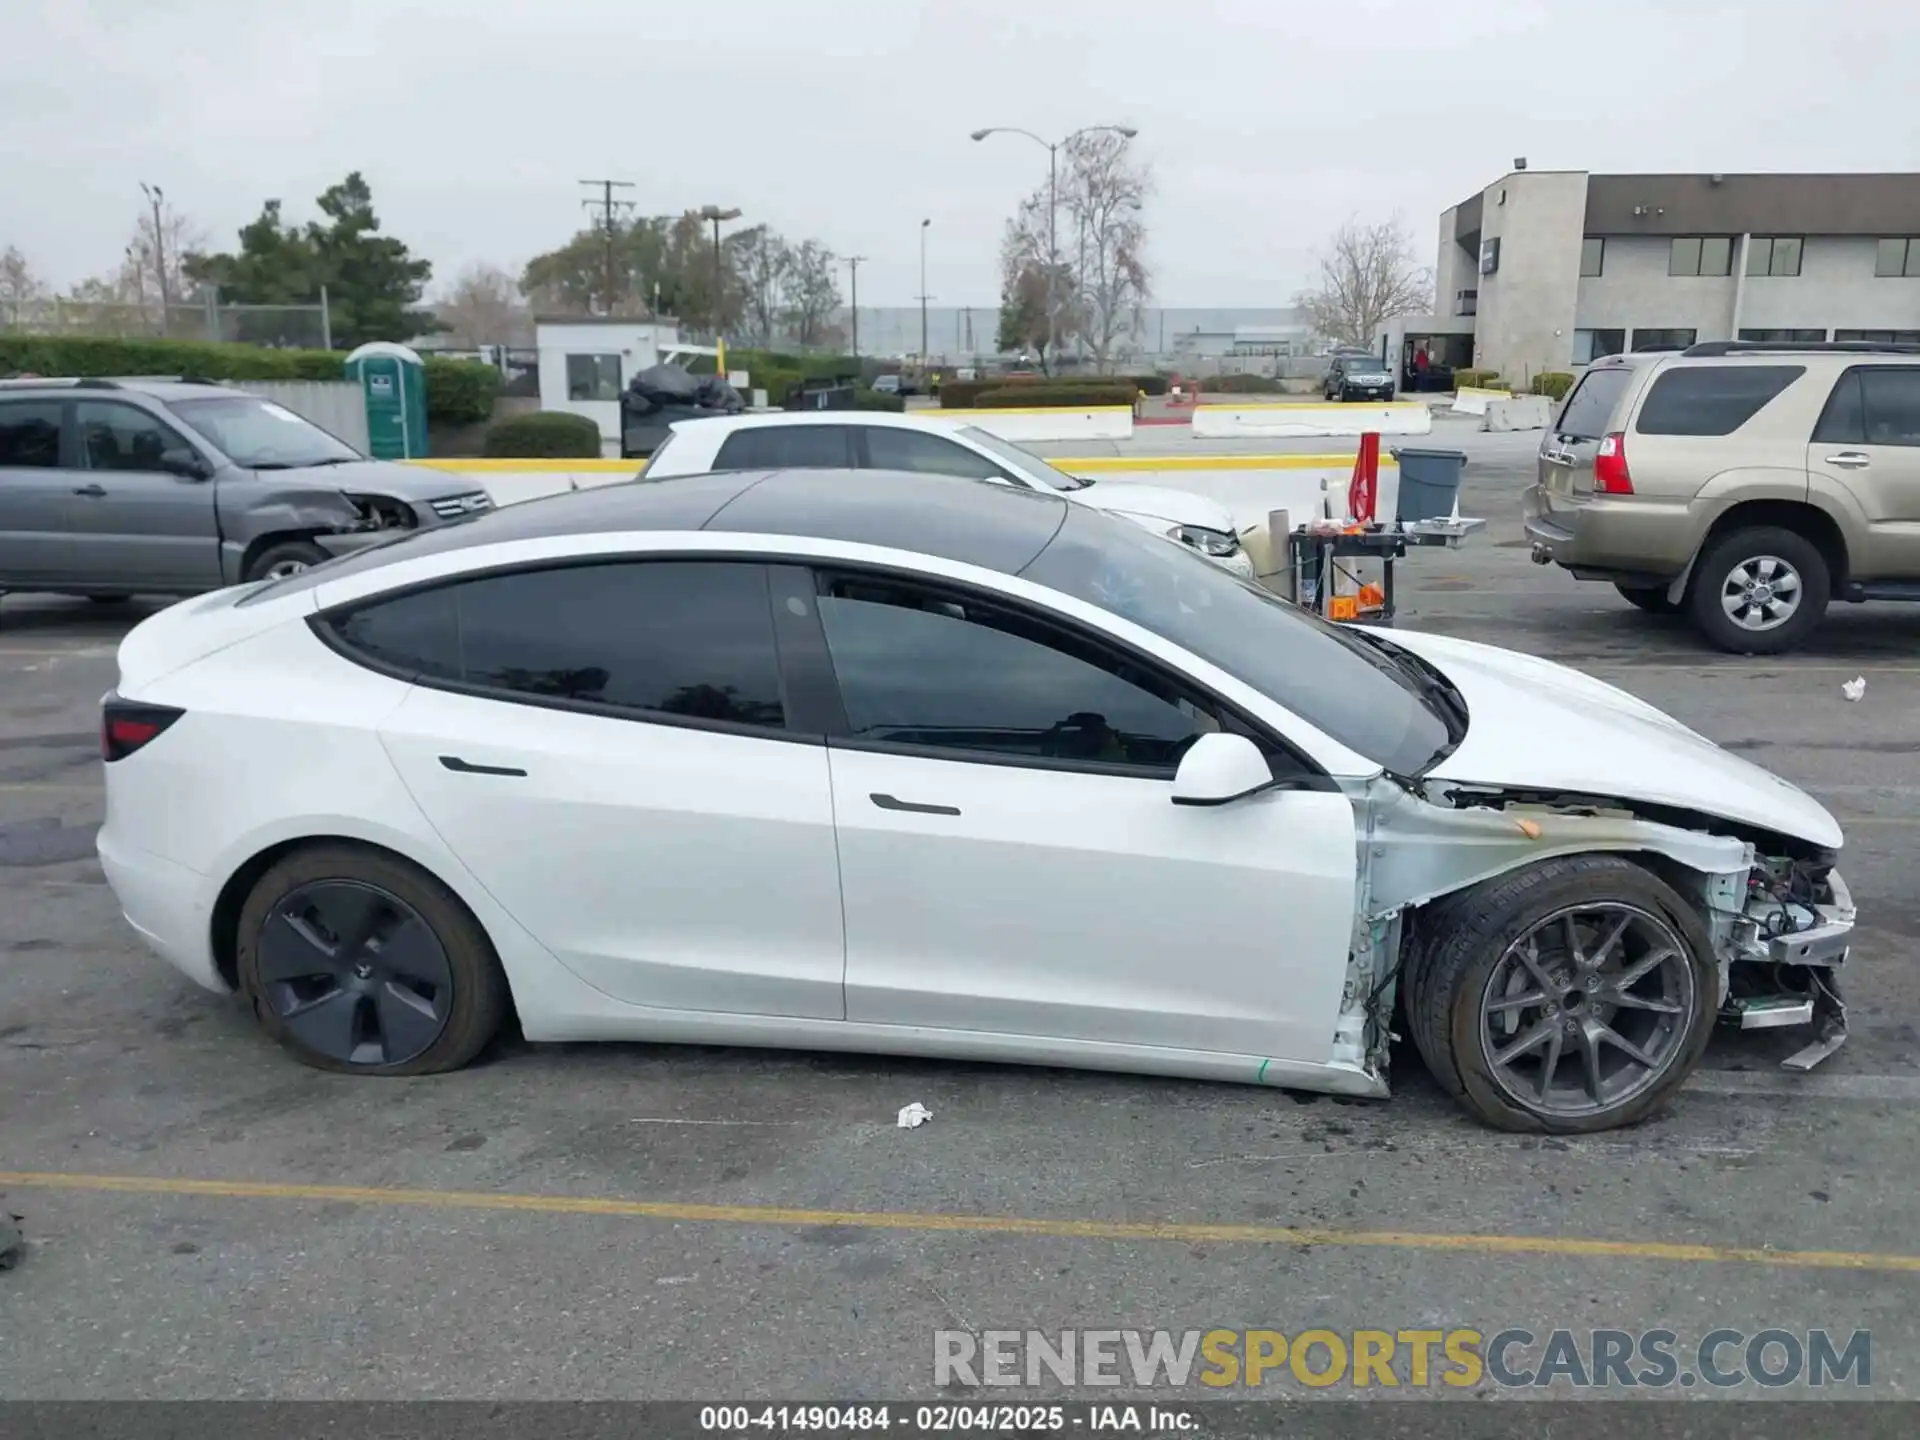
[927,406,1134,442]
[408,452,1400,536]
[1484,394,1552,432]
[1190,401,1431,439]
[1450,386,1511,417]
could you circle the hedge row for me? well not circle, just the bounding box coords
[482,411,601,459]
[852,387,906,412]
[1453,369,1506,390]
[0,335,501,427]
[1531,371,1576,401]
[1202,373,1288,394]
[939,373,1164,408]
[968,384,1137,409]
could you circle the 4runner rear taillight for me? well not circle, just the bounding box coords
[1593,432,1634,494]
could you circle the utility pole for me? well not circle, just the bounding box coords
[698,204,742,342]
[139,182,171,336]
[844,255,867,360]
[579,179,636,315]
[918,219,932,365]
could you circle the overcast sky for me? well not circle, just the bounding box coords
[6,0,1917,310]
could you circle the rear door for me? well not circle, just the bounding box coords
[1808,366,1920,579]
[1536,362,1639,509]
[0,397,76,583]
[68,399,222,590]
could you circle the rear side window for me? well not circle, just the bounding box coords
[0,400,63,467]
[326,561,788,731]
[1554,367,1635,439]
[1634,365,1805,437]
[713,426,854,470]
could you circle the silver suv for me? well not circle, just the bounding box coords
[1524,341,1920,653]
[0,376,490,604]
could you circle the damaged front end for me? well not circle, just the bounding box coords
[1331,776,1857,1093]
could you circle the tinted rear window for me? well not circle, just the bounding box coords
[713,426,854,470]
[1634,365,1805,437]
[1554,367,1635,439]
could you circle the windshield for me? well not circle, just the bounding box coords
[1023,506,1456,775]
[958,425,1093,491]
[169,395,362,469]
[1343,357,1389,373]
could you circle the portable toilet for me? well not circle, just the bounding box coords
[343,341,429,459]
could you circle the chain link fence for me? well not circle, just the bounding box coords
[0,295,333,350]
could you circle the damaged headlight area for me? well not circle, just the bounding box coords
[1168,523,1241,558]
[1723,854,1854,1070]
[343,492,419,532]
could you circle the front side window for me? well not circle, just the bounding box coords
[565,353,622,402]
[817,576,1219,773]
[1634,365,1805,437]
[169,394,359,469]
[1859,370,1920,447]
[0,400,62,469]
[955,425,1092,490]
[74,400,192,473]
[712,425,854,470]
[864,427,1005,480]
[328,561,787,730]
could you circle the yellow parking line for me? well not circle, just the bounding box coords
[3,1170,1916,1274]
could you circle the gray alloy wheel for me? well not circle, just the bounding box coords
[1476,903,1695,1120]
[1717,553,1803,633]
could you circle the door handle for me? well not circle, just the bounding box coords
[439,755,527,777]
[1826,452,1871,469]
[870,792,961,816]
[72,483,107,497]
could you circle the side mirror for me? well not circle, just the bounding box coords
[1171,732,1282,807]
[160,448,209,479]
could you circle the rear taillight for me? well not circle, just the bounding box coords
[1593,432,1634,495]
[102,695,184,762]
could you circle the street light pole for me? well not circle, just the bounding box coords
[919,218,931,365]
[969,124,1138,372]
[844,255,867,360]
[698,204,741,342]
[139,181,171,336]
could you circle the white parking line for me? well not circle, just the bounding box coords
[1685,1070,1920,1102]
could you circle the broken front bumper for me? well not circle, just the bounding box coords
[1724,867,1855,1070]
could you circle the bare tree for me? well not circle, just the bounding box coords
[997,193,1074,373]
[1296,213,1432,348]
[435,262,528,346]
[1059,130,1151,371]
[732,227,791,347]
[0,245,45,328]
[778,240,841,348]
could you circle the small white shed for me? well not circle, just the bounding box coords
[535,317,684,455]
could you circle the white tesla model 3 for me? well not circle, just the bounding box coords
[96,468,1856,1132]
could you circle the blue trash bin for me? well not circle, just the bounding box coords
[1390,446,1467,522]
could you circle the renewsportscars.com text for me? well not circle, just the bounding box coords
[933,1327,1872,1390]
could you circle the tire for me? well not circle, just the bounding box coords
[237,844,509,1076]
[1686,525,1830,655]
[244,539,330,583]
[1613,582,1680,615]
[1404,854,1716,1134]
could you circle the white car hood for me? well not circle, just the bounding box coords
[1071,482,1237,534]
[1376,628,1844,850]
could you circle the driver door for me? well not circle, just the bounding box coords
[811,571,1358,1066]
[67,400,221,590]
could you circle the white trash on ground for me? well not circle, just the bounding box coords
[1842,677,1866,702]
[896,1102,934,1129]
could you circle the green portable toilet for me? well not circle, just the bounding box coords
[343,341,429,459]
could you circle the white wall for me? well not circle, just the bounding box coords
[1472,171,1589,383]
[535,321,679,454]
[1737,236,1920,333]
[1575,235,1737,343]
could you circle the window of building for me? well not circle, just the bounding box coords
[327,561,787,731]
[1631,328,1698,352]
[712,425,856,470]
[1833,330,1920,345]
[0,400,63,468]
[75,401,192,472]
[565,353,622,402]
[1454,289,1477,318]
[816,576,1219,773]
[1579,237,1605,278]
[1739,329,1827,343]
[1634,366,1805,437]
[1745,237,1804,277]
[1571,329,1626,364]
[1873,238,1920,278]
[1669,237,1734,277]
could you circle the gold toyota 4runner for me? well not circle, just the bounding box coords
[1523,341,1920,654]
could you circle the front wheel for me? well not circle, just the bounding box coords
[1687,526,1830,655]
[1403,854,1716,1133]
[244,539,330,583]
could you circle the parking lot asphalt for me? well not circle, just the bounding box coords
[4,422,1920,1401]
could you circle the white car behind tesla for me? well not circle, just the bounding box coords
[97,468,1855,1133]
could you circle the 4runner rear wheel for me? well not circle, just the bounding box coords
[1687,526,1830,654]
[1613,583,1680,615]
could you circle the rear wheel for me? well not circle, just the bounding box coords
[1613,582,1680,615]
[244,539,329,583]
[237,845,508,1076]
[1687,525,1830,655]
[1404,854,1715,1133]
